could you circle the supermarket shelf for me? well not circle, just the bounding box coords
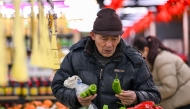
[0,95,56,101]
[25,95,56,100]
[0,96,19,100]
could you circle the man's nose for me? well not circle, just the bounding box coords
[105,40,113,47]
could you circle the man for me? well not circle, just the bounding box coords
[51,8,161,109]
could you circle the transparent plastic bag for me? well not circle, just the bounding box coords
[75,79,98,109]
[75,80,89,96]
[64,76,98,109]
[78,103,98,109]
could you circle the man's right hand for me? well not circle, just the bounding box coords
[77,94,97,107]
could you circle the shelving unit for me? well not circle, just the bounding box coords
[25,95,55,100]
[0,96,19,100]
[0,95,56,101]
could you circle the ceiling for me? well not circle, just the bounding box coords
[2,0,64,4]
[0,0,170,32]
[99,0,168,8]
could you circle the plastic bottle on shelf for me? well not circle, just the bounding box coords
[4,79,13,96]
[21,80,30,96]
[13,80,21,96]
[30,77,39,96]
[39,76,47,95]
[0,85,5,96]
[47,76,53,95]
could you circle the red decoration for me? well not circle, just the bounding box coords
[185,0,190,6]
[168,1,185,15]
[156,9,172,22]
[104,0,123,10]
[133,22,143,32]
[122,12,153,39]
[142,12,153,29]
[122,27,133,39]
[156,3,170,12]
[168,0,178,3]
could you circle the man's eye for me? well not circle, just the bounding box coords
[112,38,117,41]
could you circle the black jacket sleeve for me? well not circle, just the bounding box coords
[132,60,161,104]
[51,52,82,108]
[124,46,161,104]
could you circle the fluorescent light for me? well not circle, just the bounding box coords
[121,7,148,14]
[121,20,134,27]
[138,0,168,6]
[122,0,135,6]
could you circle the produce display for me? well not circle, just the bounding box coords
[0,99,68,109]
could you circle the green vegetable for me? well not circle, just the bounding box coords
[85,89,91,96]
[119,107,125,109]
[103,104,109,109]
[0,107,5,109]
[89,84,97,95]
[80,91,87,98]
[112,73,122,94]
[80,84,97,98]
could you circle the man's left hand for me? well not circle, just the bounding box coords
[115,90,137,106]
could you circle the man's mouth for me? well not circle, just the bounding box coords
[105,50,112,53]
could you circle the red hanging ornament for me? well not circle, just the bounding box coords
[156,9,172,22]
[122,27,133,39]
[157,3,170,12]
[135,18,145,32]
[168,1,185,15]
[142,12,153,29]
[185,0,190,6]
[104,0,123,10]
[168,0,178,3]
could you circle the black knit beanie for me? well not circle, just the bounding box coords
[92,8,124,36]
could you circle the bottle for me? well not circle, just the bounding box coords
[30,77,39,96]
[39,77,47,95]
[47,76,53,95]
[0,85,4,96]
[13,81,21,96]
[4,79,13,96]
[21,81,30,96]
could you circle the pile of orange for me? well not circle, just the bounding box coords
[6,99,69,109]
[55,101,68,109]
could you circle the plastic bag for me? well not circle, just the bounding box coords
[75,79,89,96]
[64,76,82,89]
[75,80,98,109]
[63,76,97,109]
[78,103,98,109]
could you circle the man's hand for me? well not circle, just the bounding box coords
[115,90,137,106]
[77,94,97,107]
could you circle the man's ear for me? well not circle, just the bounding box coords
[90,32,95,40]
[144,47,149,53]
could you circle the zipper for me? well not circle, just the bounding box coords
[97,68,103,108]
[100,69,103,79]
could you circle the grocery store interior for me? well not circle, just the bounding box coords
[0,0,190,109]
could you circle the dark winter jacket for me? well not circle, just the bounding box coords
[51,36,161,109]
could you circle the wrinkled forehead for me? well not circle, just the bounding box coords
[95,33,121,37]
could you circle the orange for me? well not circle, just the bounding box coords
[43,99,53,107]
[32,100,42,106]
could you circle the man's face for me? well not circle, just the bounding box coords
[90,32,121,57]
